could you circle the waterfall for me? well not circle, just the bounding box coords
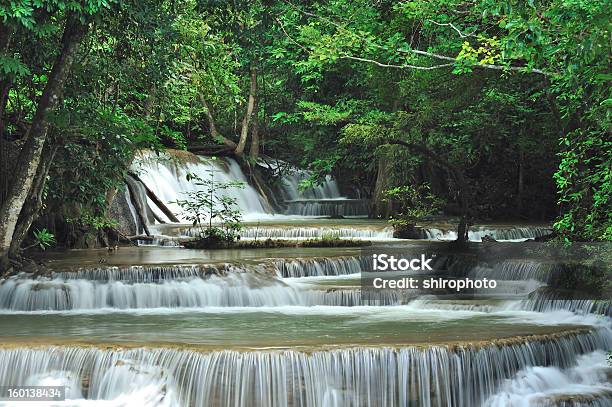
[465,260,610,316]
[274,256,364,277]
[130,152,370,223]
[261,158,341,201]
[483,350,612,407]
[469,261,558,283]
[423,226,553,242]
[0,329,608,407]
[223,226,393,239]
[285,199,370,217]
[0,272,389,310]
[516,289,612,316]
[53,265,209,282]
[260,158,369,217]
[133,151,270,222]
[7,256,601,313]
[52,259,365,282]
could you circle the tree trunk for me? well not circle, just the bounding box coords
[248,95,260,160]
[0,25,14,207]
[199,94,237,149]
[125,176,151,236]
[517,148,524,215]
[371,158,393,218]
[387,139,470,243]
[0,80,11,206]
[128,172,180,222]
[9,143,59,257]
[0,15,88,270]
[235,68,257,156]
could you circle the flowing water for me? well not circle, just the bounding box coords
[133,151,270,222]
[129,151,550,242]
[1,248,610,406]
[0,329,609,407]
[1,152,609,406]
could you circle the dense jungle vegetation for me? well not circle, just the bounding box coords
[0,0,610,271]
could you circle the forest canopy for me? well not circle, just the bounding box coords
[0,0,610,268]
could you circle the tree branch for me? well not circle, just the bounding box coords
[340,55,453,70]
[198,94,237,149]
[426,19,476,38]
[404,49,548,75]
[279,1,549,76]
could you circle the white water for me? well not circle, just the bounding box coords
[267,159,370,217]
[132,152,364,223]
[484,350,612,407]
[423,226,553,242]
[469,261,556,282]
[258,157,339,197]
[235,226,393,239]
[1,362,179,407]
[0,272,381,310]
[1,250,611,405]
[0,329,609,407]
[2,256,608,314]
[275,256,364,277]
[134,152,270,222]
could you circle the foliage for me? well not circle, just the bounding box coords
[1,0,610,249]
[67,209,118,231]
[172,158,245,243]
[32,228,55,250]
[384,184,443,227]
[554,262,609,295]
[269,0,608,239]
[48,105,163,216]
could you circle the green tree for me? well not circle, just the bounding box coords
[173,158,245,244]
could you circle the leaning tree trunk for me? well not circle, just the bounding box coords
[199,94,237,149]
[9,143,59,258]
[124,176,151,237]
[235,68,257,156]
[0,15,88,271]
[0,25,14,207]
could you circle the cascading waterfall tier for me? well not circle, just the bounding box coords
[274,256,365,277]
[260,158,369,217]
[141,223,555,244]
[285,199,370,217]
[517,289,612,317]
[484,350,612,407]
[2,255,606,312]
[466,260,611,316]
[131,151,369,222]
[422,226,553,241]
[53,264,211,282]
[133,150,271,222]
[0,271,377,311]
[0,329,608,407]
[469,260,558,283]
[209,226,393,239]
